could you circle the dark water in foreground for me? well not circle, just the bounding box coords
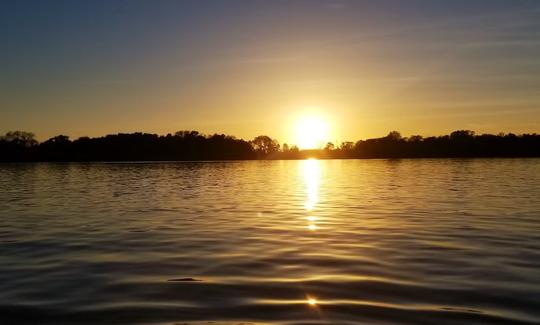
[1,159,539,325]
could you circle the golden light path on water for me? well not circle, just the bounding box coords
[303,159,320,213]
[302,159,322,306]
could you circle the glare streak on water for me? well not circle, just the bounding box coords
[0,159,539,324]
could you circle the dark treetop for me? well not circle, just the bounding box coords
[1,130,539,162]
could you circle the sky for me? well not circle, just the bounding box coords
[1,0,540,145]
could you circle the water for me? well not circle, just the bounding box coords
[1,159,539,324]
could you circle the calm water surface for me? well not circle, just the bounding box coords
[1,159,539,324]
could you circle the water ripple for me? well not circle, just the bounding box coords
[0,159,539,324]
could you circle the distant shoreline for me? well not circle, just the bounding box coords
[1,157,539,164]
[1,130,538,162]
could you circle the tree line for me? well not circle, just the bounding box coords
[0,130,538,162]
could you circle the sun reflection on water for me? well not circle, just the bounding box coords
[303,159,320,211]
[302,159,321,231]
[302,160,322,310]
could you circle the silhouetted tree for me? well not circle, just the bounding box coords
[386,131,402,141]
[0,131,38,161]
[324,142,335,150]
[38,135,71,161]
[251,135,279,158]
[408,135,423,143]
[2,131,38,147]
[450,130,475,140]
[1,130,539,161]
[339,141,354,150]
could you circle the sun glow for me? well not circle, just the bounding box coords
[295,116,329,149]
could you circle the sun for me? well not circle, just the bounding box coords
[295,116,329,149]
